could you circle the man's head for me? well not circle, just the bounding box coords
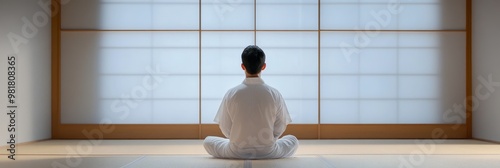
[241,45,266,76]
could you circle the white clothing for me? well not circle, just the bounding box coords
[203,77,298,159]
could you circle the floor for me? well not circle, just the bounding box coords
[1,139,500,168]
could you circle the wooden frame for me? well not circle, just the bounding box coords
[51,0,61,139]
[52,0,472,139]
[53,124,466,139]
[465,0,473,138]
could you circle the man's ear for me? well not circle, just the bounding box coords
[241,64,246,70]
[261,63,266,70]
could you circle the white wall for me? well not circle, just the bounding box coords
[0,0,52,147]
[472,0,500,142]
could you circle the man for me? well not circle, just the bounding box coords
[203,45,298,159]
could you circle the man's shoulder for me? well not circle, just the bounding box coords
[262,83,280,92]
[263,84,284,97]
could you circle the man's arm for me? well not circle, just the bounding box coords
[273,93,291,139]
[214,93,232,138]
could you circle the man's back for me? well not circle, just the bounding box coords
[203,45,298,159]
[219,78,290,149]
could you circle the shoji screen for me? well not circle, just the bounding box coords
[61,0,201,124]
[320,0,466,124]
[57,0,467,138]
[256,0,319,123]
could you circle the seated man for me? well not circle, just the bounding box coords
[203,45,298,159]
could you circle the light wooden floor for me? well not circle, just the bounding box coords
[1,139,500,168]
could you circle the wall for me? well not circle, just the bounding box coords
[0,0,52,147]
[472,0,500,142]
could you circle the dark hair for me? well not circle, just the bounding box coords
[241,45,266,75]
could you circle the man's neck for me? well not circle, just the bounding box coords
[245,73,260,78]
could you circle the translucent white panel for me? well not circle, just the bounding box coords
[286,100,318,124]
[399,100,441,124]
[360,76,397,98]
[202,48,245,75]
[266,76,318,124]
[321,0,465,30]
[257,32,318,74]
[399,76,439,99]
[61,32,101,123]
[201,75,243,123]
[100,4,152,29]
[154,0,194,2]
[202,32,254,74]
[321,76,358,99]
[103,0,153,2]
[399,1,466,30]
[320,31,465,124]
[360,0,396,2]
[257,32,317,47]
[98,100,153,124]
[62,0,199,30]
[201,100,222,123]
[99,33,149,47]
[99,76,153,99]
[399,49,440,74]
[152,100,199,124]
[321,48,359,74]
[61,105,101,124]
[100,49,152,74]
[62,31,199,124]
[153,76,198,98]
[264,48,318,74]
[323,3,411,30]
[398,0,444,2]
[256,0,318,30]
[61,75,101,123]
[153,32,199,76]
[320,32,398,48]
[321,4,359,30]
[152,3,199,29]
[399,33,441,47]
[359,49,397,74]
[441,0,467,30]
[153,32,199,47]
[153,49,199,75]
[359,4,398,30]
[437,33,466,120]
[360,100,398,123]
[202,75,243,99]
[202,0,254,30]
[321,100,359,124]
[265,76,317,99]
[202,32,254,47]
[321,0,357,2]
[399,32,465,48]
[401,5,441,30]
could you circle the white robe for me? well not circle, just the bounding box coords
[203,77,298,159]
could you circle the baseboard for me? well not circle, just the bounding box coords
[473,137,500,144]
[0,138,51,148]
